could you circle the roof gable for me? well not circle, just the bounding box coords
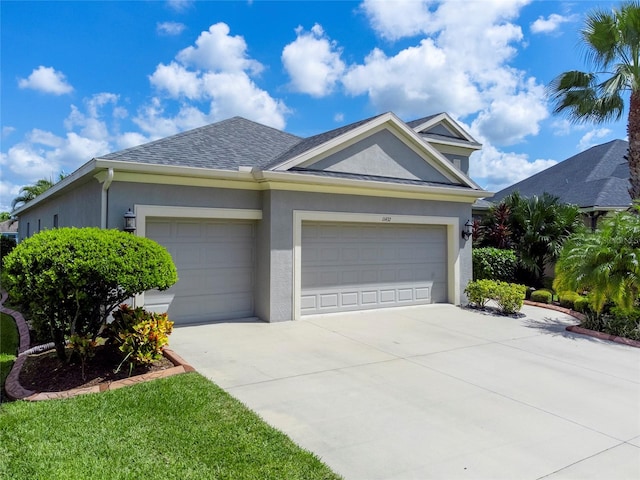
[293,129,452,184]
[407,112,480,148]
[268,112,480,189]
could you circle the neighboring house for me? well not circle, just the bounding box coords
[0,219,18,241]
[13,112,488,325]
[490,140,632,229]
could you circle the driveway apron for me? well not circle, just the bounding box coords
[170,304,640,480]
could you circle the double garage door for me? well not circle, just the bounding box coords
[145,217,448,324]
[301,222,448,315]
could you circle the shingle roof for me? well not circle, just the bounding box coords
[405,114,441,129]
[288,167,469,189]
[101,117,302,170]
[491,139,631,209]
[265,113,387,168]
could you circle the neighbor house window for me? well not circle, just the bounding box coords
[53,214,58,228]
[26,222,30,237]
[38,219,41,232]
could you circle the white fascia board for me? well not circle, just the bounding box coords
[271,112,398,171]
[94,158,256,182]
[259,170,490,202]
[421,135,482,151]
[270,112,479,190]
[12,158,99,215]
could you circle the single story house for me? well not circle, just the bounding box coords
[0,219,18,241]
[14,112,489,325]
[490,139,632,229]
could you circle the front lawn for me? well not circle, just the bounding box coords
[0,312,19,398]
[0,373,341,480]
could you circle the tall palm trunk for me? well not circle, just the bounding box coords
[629,90,640,200]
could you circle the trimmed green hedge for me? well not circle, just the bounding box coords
[472,247,517,282]
[464,279,526,314]
[531,289,553,304]
[3,227,178,361]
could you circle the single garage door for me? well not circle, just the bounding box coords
[301,222,447,315]
[145,218,256,325]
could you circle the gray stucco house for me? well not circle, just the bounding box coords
[14,112,489,325]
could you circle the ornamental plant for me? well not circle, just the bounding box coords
[3,228,178,361]
[464,279,526,315]
[107,304,174,373]
[472,247,517,282]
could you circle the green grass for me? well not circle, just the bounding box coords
[0,372,341,480]
[0,312,19,392]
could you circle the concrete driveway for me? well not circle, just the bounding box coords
[169,304,640,480]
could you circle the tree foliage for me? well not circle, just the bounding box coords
[3,228,178,360]
[11,178,55,210]
[548,1,640,198]
[554,208,640,314]
[476,192,584,287]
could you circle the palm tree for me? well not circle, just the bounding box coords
[11,178,55,210]
[554,208,640,313]
[511,193,584,286]
[548,1,640,199]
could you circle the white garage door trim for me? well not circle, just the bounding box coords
[293,210,460,320]
[133,205,262,310]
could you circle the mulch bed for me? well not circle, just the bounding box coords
[19,345,175,392]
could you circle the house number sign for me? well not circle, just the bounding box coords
[381,216,392,222]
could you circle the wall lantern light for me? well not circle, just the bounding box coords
[461,219,473,240]
[123,208,136,233]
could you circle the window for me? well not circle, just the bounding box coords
[38,219,41,232]
[26,222,30,237]
[53,214,58,228]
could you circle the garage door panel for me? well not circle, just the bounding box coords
[145,218,255,324]
[301,222,447,315]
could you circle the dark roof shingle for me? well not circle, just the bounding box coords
[101,117,302,170]
[491,140,631,209]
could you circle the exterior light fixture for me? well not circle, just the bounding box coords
[123,208,136,233]
[461,219,473,240]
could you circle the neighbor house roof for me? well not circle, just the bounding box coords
[491,139,631,211]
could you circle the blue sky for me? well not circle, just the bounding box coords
[0,0,629,212]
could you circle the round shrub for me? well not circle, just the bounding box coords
[472,247,517,282]
[3,227,178,360]
[530,289,553,304]
[573,296,591,313]
[559,291,581,309]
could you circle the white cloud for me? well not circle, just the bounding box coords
[282,24,345,97]
[471,78,548,145]
[339,0,548,146]
[550,118,575,136]
[2,126,16,138]
[0,180,21,212]
[360,0,435,40]
[148,22,288,133]
[157,21,186,36]
[578,128,612,151]
[117,132,149,149]
[149,62,203,99]
[530,13,577,34]
[177,23,263,74]
[18,66,73,95]
[334,113,344,122]
[166,0,192,12]
[469,143,557,192]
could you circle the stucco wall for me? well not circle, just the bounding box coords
[17,179,101,240]
[309,130,452,183]
[262,190,473,322]
[106,181,262,229]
